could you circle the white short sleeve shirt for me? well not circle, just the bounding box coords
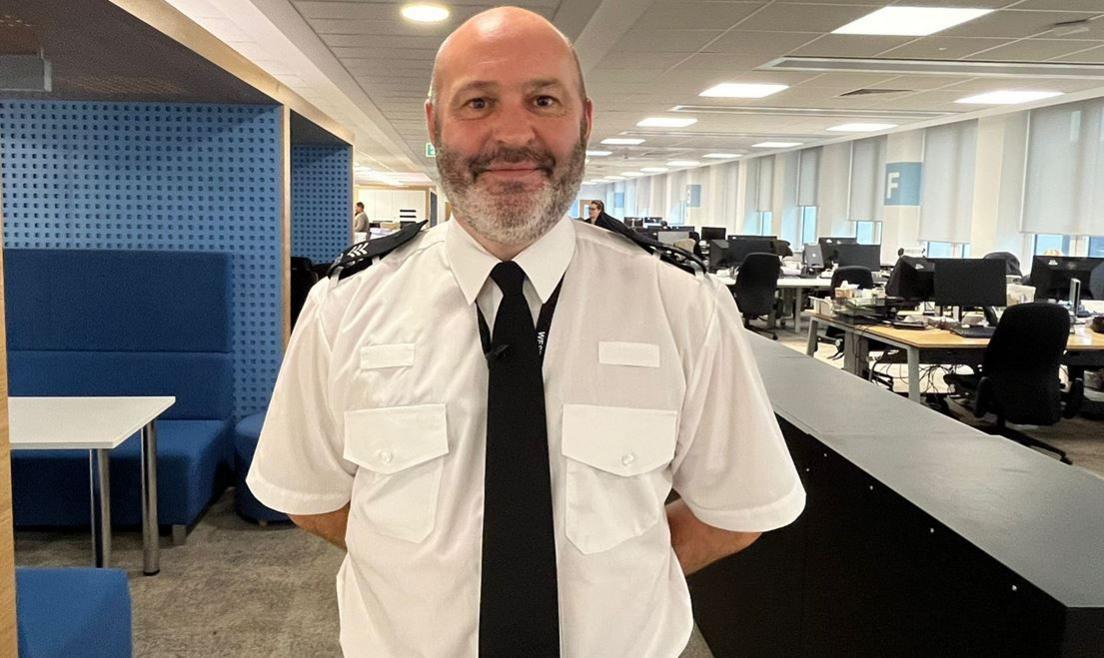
[247,218,805,657]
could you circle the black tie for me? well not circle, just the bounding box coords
[478,261,560,656]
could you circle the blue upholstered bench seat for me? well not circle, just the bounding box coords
[11,419,231,528]
[16,567,132,658]
[233,412,289,523]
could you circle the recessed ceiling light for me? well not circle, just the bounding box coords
[753,141,803,148]
[401,3,450,23]
[827,122,898,132]
[703,153,741,159]
[605,176,626,181]
[637,117,698,128]
[667,160,701,167]
[621,171,645,177]
[833,7,993,37]
[586,150,612,156]
[955,90,1063,105]
[700,83,788,98]
[601,138,645,145]
[641,167,669,173]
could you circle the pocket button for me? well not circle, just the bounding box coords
[620,452,636,467]
[376,449,394,465]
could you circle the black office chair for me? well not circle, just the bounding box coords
[944,302,1082,464]
[830,266,875,293]
[983,251,1022,278]
[734,253,781,340]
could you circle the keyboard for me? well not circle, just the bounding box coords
[950,325,995,339]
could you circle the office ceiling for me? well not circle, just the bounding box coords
[160,1,1104,183]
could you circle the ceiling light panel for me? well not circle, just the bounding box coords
[700,83,789,98]
[955,90,1063,105]
[753,142,803,148]
[826,122,899,132]
[832,7,993,37]
[703,153,741,159]
[621,171,645,177]
[601,138,645,145]
[637,117,698,128]
[586,150,612,156]
[400,3,450,23]
[667,160,701,167]
[641,167,669,173]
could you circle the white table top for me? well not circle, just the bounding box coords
[714,274,832,288]
[9,396,176,450]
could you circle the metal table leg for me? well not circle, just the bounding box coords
[89,449,111,568]
[907,347,921,402]
[806,318,819,356]
[141,421,161,576]
[793,287,804,333]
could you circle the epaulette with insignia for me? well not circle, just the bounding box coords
[328,220,428,281]
[593,213,706,275]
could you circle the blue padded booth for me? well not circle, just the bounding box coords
[17,567,132,657]
[6,249,235,533]
[234,412,289,524]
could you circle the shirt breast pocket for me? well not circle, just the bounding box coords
[343,404,449,543]
[561,404,677,555]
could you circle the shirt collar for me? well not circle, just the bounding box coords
[446,217,576,306]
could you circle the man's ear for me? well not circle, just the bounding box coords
[425,99,437,145]
[582,97,594,144]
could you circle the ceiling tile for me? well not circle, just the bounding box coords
[702,30,821,56]
[964,39,1104,61]
[939,11,1089,39]
[594,51,691,70]
[1054,44,1104,63]
[1009,0,1104,11]
[630,2,766,31]
[612,29,725,54]
[790,34,915,58]
[879,37,1013,60]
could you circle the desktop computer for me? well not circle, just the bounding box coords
[1030,256,1104,301]
[700,226,726,242]
[932,258,1007,308]
[832,243,881,270]
[886,256,934,301]
[803,244,825,271]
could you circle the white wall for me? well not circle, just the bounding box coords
[356,187,427,221]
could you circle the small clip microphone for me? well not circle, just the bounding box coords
[485,344,510,364]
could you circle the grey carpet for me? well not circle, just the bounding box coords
[15,492,713,657]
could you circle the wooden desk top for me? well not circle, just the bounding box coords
[809,313,1104,351]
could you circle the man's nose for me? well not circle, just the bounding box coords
[490,101,538,148]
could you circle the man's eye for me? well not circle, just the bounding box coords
[467,98,488,110]
[535,96,558,108]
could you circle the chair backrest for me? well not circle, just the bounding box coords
[1089,263,1104,301]
[982,302,1069,425]
[734,253,781,316]
[983,251,1022,277]
[830,266,874,294]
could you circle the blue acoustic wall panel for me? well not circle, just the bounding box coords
[291,144,351,264]
[0,100,282,418]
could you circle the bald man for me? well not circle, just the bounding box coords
[248,7,804,657]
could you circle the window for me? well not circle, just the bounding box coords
[757,211,773,236]
[1088,236,1104,258]
[799,206,817,246]
[853,220,882,245]
[925,241,969,258]
[1034,234,1071,255]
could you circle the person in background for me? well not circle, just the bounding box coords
[353,202,369,233]
[586,199,604,223]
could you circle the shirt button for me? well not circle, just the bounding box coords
[377,449,393,465]
[621,453,636,467]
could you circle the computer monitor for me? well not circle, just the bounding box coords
[886,256,934,301]
[727,239,776,267]
[708,239,736,272]
[729,234,777,241]
[803,244,825,270]
[819,236,858,248]
[657,230,690,245]
[932,258,1007,308]
[1029,256,1104,301]
[832,243,881,270]
[700,227,726,241]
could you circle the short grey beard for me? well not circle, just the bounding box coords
[436,140,586,249]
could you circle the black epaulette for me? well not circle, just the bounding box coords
[328,221,428,281]
[593,213,706,275]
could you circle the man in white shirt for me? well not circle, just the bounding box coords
[352,202,369,233]
[248,7,804,657]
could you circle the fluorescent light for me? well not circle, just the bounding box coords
[401,3,450,23]
[700,83,788,98]
[605,176,626,181]
[637,117,697,128]
[621,171,645,177]
[703,153,741,159]
[827,122,898,132]
[833,7,993,37]
[641,167,669,173]
[601,138,645,145]
[955,90,1063,105]
[586,150,612,156]
[753,141,802,148]
[666,160,700,167]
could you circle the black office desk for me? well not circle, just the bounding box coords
[688,334,1104,657]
